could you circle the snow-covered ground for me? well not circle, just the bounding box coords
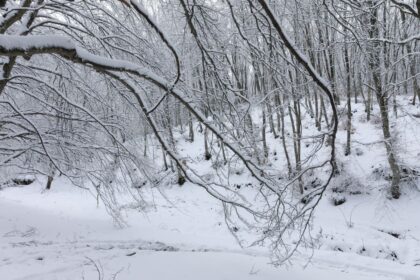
[1,101,420,280]
[1,177,420,280]
[1,179,419,280]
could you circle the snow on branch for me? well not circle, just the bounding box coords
[0,34,274,193]
[0,35,74,52]
[0,34,168,86]
[390,0,420,18]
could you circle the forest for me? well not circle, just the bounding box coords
[0,0,419,279]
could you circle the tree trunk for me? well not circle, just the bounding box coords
[368,2,400,198]
[46,176,53,190]
[344,36,352,156]
[204,126,211,160]
[188,112,194,142]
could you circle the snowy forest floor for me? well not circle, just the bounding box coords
[1,100,420,280]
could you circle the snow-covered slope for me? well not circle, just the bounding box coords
[0,176,419,280]
[1,101,420,280]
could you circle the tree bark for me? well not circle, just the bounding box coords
[368,1,400,198]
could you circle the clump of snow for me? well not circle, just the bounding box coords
[0,35,75,51]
